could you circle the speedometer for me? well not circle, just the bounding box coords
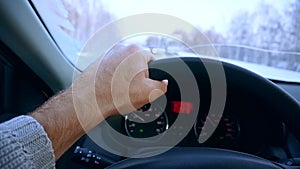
[125,104,169,138]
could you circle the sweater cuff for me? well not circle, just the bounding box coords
[1,115,55,168]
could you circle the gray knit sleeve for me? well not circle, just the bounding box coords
[0,115,55,169]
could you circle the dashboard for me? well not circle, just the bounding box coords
[106,87,286,157]
[66,57,299,169]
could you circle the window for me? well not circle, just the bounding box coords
[32,0,300,82]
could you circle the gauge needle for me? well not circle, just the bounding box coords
[132,112,145,122]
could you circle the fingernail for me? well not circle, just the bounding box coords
[162,79,168,86]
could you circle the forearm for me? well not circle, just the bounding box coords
[30,88,78,159]
[30,60,115,160]
[30,86,106,160]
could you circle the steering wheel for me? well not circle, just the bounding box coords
[106,57,300,169]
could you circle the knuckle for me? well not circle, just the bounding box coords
[126,44,140,53]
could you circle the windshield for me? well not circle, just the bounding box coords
[31,0,300,82]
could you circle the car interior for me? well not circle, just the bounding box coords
[0,1,300,169]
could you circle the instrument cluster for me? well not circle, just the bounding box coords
[124,102,240,148]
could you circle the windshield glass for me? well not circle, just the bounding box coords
[31,0,300,82]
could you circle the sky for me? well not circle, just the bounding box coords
[102,0,290,34]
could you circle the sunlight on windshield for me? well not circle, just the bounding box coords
[32,0,300,82]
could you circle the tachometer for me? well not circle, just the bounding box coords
[125,104,169,138]
[194,113,240,147]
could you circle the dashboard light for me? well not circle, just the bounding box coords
[171,101,193,114]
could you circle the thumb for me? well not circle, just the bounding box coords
[145,79,168,102]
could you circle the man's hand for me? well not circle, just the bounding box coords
[96,45,168,115]
[31,45,168,159]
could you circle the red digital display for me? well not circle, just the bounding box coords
[171,101,193,114]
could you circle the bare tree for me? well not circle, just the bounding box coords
[226,1,300,71]
[62,0,115,44]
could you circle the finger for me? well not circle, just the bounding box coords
[148,55,155,62]
[142,53,155,78]
[145,79,168,102]
[140,49,155,63]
